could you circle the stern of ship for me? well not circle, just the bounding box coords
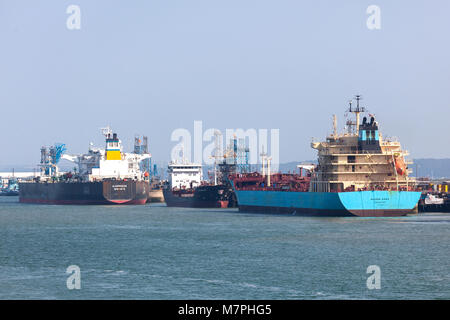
[337,190,421,217]
[102,180,149,205]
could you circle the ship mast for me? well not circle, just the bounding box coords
[260,146,267,178]
[346,95,366,135]
[332,114,337,137]
[101,126,112,138]
[212,131,223,185]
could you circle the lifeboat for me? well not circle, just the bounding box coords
[394,153,407,175]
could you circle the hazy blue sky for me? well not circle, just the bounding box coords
[1,0,449,168]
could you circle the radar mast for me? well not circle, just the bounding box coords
[346,95,366,135]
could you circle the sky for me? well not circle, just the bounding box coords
[1,0,450,168]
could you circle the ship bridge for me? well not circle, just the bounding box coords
[310,96,414,193]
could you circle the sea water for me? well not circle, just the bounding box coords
[0,196,448,299]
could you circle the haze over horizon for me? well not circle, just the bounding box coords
[1,1,450,166]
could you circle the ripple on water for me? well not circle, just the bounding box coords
[0,199,449,299]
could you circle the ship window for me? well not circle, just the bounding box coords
[347,156,356,163]
[330,183,343,192]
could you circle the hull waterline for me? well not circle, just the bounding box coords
[233,188,421,217]
[19,180,149,205]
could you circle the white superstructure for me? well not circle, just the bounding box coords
[62,127,150,181]
[168,161,202,189]
[310,96,414,192]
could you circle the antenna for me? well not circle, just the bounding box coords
[260,146,267,177]
[332,114,337,137]
[354,95,365,113]
[346,94,367,135]
[101,126,112,138]
[213,131,223,185]
[180,138,185,164]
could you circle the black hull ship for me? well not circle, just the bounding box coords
[418,192,450,212]
[163,149,240,209]
[19,128,151,205]
[20,180,149,205]
[163,184,236,208]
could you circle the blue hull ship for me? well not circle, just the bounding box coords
[230,95,421,217]
[232,187,421,217]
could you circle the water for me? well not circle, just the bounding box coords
[0,196,448,300]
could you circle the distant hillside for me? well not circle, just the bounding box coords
[200,161,317,177]
[410,159,450,179]
[275,161,316,173]
[1,159,450,179]
[279,159,450,179]
[278,159,450,178]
